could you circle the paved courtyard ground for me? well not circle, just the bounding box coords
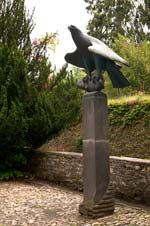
[0,180,149,226]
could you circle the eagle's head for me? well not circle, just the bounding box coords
[68,25,81,34]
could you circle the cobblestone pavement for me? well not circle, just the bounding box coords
[0,180,150,226]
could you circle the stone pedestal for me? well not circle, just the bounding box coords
[79,91,115,218]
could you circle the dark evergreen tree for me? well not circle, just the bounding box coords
[0,0,33,56]
[0,0,53,170]
[0,0,82,175]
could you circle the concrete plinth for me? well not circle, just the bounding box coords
[79,91,115,218]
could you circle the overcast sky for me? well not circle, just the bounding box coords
[25,0,91,68]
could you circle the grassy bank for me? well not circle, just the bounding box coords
[39,95,150,159]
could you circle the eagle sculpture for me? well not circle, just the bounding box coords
[65,25,129,92]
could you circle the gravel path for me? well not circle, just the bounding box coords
[0,180,150,226]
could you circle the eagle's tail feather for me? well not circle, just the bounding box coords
[106,61,129,88]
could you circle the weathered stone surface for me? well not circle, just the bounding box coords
[82,92,108,140]
[30,151,83,191]
[80,91,114,217]
[30,151,150,206]
[110,156,150,204]
[79,183,115,218]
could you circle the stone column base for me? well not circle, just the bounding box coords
[79,183,115,218]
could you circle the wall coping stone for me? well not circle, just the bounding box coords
[110,156,150,163]
[36,150,150,163]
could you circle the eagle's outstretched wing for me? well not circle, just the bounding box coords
[65,49,95,71]
[88,43,129,66]
[65,50,84,68]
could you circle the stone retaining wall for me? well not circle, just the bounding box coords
[30,151,150,206]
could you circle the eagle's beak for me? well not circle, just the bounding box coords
[68,25,72,31]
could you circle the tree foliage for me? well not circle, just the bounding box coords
[113,35,150,93]
[0,0,82,173]
[86,0,150,44]
[0,0,33,55]
[103,35,150,96]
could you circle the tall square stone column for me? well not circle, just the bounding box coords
[79,91,115,218]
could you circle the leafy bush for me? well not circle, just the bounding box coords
[0,170,23,181]
[113,35,150,93]
[27,72,82,148]
[108,101,150,127]
[0,45,29,149]
[102,35,150,97]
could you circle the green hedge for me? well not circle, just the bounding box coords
[108,99,150,159]
[109,101,150,127]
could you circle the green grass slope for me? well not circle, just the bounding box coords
[39,95,150,159]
